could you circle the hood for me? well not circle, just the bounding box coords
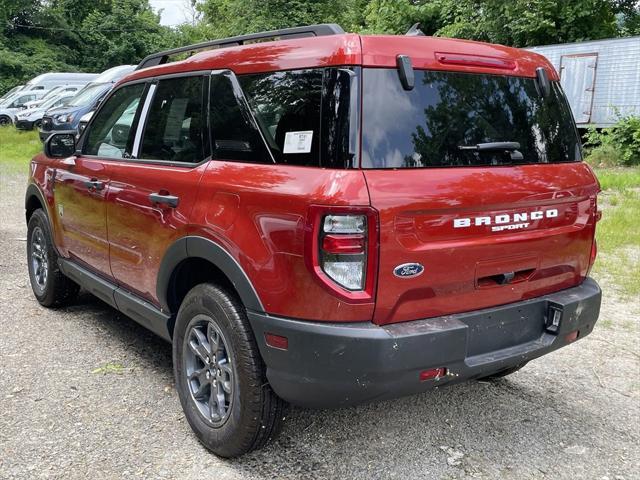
[44,105,85,117]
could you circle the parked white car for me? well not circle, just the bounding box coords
[0,90,48,126]
[24,86,81,110]
[15,92,76,130]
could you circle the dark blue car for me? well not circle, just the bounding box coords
[39,65,134,141]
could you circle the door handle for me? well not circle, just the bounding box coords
[149,192,180,208]
[84,179,104,191]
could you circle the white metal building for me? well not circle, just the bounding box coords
[527,36,640,128]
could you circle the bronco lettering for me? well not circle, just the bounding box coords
[454,208,559,229]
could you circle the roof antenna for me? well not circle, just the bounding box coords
[406,23,425,36]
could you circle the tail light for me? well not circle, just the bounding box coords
[305,206,378,302]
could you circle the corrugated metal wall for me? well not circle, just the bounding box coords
[528,37,640,127]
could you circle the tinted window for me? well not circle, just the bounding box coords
[83,83,145,158]
[238,68,356,168]
[362,69,582,168]
[210,74,272,163]
[139,76,206,163]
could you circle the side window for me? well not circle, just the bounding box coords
[238,68,357,168]
[139,76,206,163]
[209,74,272,163]
[83,83,145,158]
[239,70,322,166]
[13,95,34,107]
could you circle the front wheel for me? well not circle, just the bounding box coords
[0,115,12,126]
[27,209,79,307]
[173,283,287,458]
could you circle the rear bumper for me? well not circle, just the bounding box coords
[249,278,601,408]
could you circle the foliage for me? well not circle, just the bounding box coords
[585,116,640,166]
[591,168,640,297]
[0,0,639,96]
[0,0,181,95]
[195,0,639,46]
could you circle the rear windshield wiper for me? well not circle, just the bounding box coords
[458,142,524,161]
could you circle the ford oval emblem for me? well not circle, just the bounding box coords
[393,263,424,278]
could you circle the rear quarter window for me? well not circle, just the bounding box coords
[238,68,357,168]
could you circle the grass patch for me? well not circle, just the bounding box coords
[91,362,126,375]
[591,167,640,297]
[593,167,640,191]
[0,126,41,174]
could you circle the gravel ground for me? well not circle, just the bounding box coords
[1,171,639,480]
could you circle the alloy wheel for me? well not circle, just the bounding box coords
[30,226,48,291]
[184,314,235,426]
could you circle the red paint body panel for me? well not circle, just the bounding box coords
[105,160,207,302]
[360,36,559,79]
[190,161,374,321]
[121,34,556,84]
[52,157,111,275]
[363,163,599,325]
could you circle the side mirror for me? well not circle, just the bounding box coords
[44,132,77,158]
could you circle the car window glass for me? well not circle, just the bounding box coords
[83,83,145,158]
[209,74,272,164]
[139,76,206,163]
[361,69,582,168]
[237,68,356,168]
[239,70,322,166]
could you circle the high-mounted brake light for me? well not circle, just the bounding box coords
[305,206,379,302]
[435,52,517,70]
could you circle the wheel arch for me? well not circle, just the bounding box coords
[25,183,47,223]
[157,236,264,318]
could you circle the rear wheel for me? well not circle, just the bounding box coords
[27,209,79,307]
[173,283,287,458]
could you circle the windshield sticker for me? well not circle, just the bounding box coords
[283,131,313,154]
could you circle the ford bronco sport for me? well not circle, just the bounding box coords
[26,24,602,458]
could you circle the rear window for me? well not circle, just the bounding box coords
[362,69,582,169]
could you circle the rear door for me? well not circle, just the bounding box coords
[105,74,208,304]
[361,68,599,325]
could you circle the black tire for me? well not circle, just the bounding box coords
[27,209,79,307]
[0,115,12,126]
[173,283,287,458]
[478,363,528,380]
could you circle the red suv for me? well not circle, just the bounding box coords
[26,24,602,457]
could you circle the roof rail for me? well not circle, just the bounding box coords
[136,24,345,71]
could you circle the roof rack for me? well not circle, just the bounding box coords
[136,23,345,71]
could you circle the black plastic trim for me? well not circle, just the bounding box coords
[58,258,172,341]
[58,258,118,309]
[136,24,345,70]
[156,236,264,314]
[248,278,602,408]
